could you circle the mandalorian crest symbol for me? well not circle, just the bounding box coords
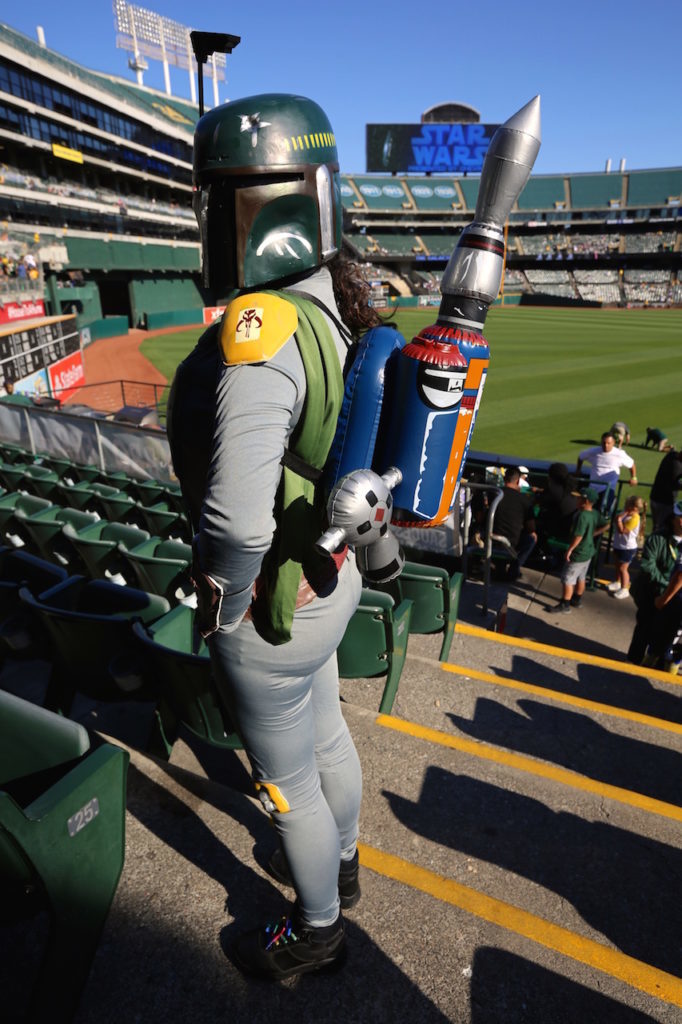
[235,307,263,341]
[256,232,313,260]
[239,112,272,148]
[417,364,467,410]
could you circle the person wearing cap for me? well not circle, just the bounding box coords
[553,486,608,613]
[628,502,682,663]
[517,465,533,493]
[491,466,537,581]
[576,432,637,515]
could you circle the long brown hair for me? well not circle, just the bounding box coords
[329,253,385,337]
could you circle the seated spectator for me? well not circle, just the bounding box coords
[553,487,608,613]
[491,466,537,581]
[628,504,682,663]
[577,432,637,514]
[649,445,682,530]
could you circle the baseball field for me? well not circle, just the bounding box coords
[140,305,682,489]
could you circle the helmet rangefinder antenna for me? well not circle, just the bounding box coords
[190,31,241,117]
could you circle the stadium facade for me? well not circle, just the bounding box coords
[1,19,681,365]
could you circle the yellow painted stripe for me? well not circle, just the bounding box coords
[454,622,682,687]
[441,661,682,736]
[358,843,682,1007]
[376,714,682,823]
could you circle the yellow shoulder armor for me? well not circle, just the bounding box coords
[220,293,298,365]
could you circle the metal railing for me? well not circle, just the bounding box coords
[460,481,506,615]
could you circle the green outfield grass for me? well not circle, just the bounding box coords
[141,307,682,490]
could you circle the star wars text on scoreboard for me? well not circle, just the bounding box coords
[366,122,501,174]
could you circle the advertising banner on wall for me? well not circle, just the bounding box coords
[366,123,499,174]
[48,349,85,402]
[0,299,46,326]
[15,367,50,397]
[203,306,227,325]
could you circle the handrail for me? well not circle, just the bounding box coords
[460,481,504,615]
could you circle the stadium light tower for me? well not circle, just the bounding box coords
[113,0,236,105]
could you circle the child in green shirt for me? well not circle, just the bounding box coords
[554,487,608,613]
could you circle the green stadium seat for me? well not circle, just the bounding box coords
[0,443,33,464]
[0,547,68,659]
[0,461,31,491]
[374,563,463,662]
[336,589,412,714]
[131,605,242,759]
[121,537,193,604]
[0,462,59,499]
[137,500,190,541]
[60,520,150,582]
[84,483,146,526]
[19,577,169,714]
[54,479,101,512]
[125,478,167,506]
[0,689,128,1023]
[12,505,98,565]
[0,494,54,547]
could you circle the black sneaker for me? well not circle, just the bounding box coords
[570,595,582,608]
[554,600,571,614]
[268,848,361,910]
[234,912,346,980]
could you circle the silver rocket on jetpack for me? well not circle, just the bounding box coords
[439,94,542,331]
[377,96,542,526]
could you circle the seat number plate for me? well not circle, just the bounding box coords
[67,797,100,837]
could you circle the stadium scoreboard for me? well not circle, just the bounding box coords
[0,315,80,387]
[366,122,500,175]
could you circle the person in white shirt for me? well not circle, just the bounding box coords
[577,431,637,512]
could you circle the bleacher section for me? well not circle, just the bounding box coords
[404,179,462,211]
[1,20,681,324]
[524,269,575,298]
[517,176,566,211]
[627,168,682,207]
[347,177,411,211]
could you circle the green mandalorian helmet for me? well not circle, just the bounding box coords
[193,93,343,294]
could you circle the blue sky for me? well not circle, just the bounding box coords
[5,0,681,176]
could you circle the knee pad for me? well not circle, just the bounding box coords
[254,780,290,815]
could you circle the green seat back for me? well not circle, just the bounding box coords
[133,605,241,755]
[0,690,90,784]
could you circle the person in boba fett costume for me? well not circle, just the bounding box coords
[168,93,378,980]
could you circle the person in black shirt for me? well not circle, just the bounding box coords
[535,462,578,546]
[492,466,537,580]
[649,447,682,530]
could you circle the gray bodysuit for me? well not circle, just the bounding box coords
[183,267,363,928]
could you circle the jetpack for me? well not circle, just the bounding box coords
[321,96,541,577]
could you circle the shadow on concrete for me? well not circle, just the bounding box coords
[470,947,659,1024]
[384,767,682,976]
[495,653,682,727]
[447,696,682,807]
[502,611,636,663]
[100,764,452,1024]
